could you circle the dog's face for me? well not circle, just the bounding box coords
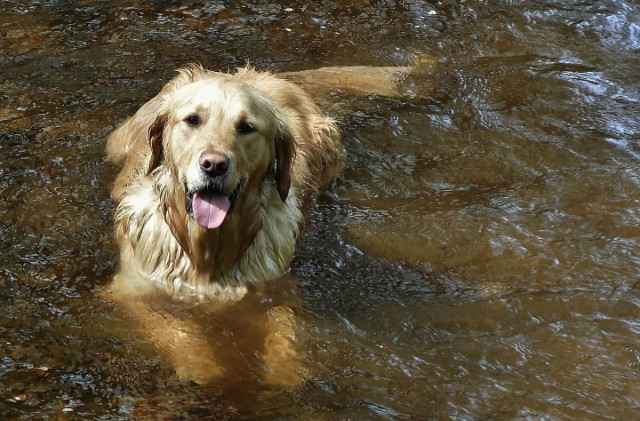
[147,78,295,229]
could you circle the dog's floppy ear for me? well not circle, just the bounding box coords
[146,112,167,175]
[274,118,296,202]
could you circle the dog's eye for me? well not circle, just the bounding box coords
[236,121,255,134]
[184,114,201,127]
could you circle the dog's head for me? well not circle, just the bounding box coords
[146,78,295,229]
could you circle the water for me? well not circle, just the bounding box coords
[1,0,639,418]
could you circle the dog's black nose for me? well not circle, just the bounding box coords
[199,151,229,177]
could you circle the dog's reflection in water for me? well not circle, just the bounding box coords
[108,273,303,387]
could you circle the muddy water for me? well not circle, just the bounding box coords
[1,0,639,419]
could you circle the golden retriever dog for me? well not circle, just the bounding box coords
[104,59,433,386]
[105,64,343,386]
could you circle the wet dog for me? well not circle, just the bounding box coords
[105,64,343,385]
[104,60,429,384]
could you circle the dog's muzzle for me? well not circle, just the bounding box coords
[185,151,242,230]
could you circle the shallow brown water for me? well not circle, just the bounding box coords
[1,0,640,419]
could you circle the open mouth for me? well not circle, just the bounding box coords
[185,181,242,230]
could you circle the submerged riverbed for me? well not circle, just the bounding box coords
[1,0,639,419]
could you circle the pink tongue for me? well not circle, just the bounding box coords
[192,191,231,229]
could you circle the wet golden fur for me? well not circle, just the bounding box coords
[105,64,342,385]
[106,64,342,301]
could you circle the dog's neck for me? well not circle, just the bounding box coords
[158,174,299,288]
[113,169,302,300]
[159,185,255,276]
